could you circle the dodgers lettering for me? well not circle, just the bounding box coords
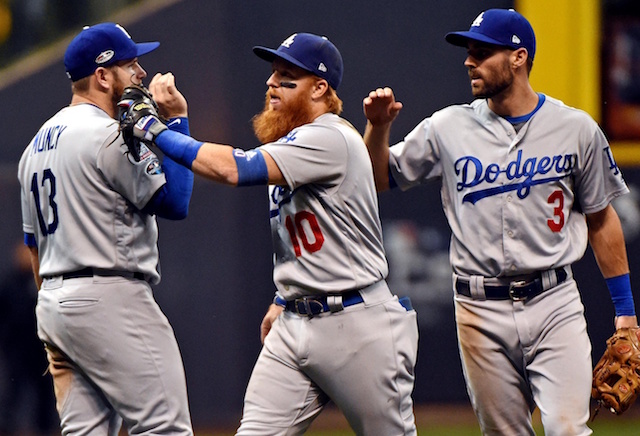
[455,149,576,204]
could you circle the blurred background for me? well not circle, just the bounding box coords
[2,0,640,434]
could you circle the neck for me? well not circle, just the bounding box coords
[70,92,116,119]
[487,81,538,118]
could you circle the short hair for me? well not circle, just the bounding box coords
[325,86,343,115]
[71,75,90,93]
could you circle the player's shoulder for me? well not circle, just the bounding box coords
[539,95,596,124]
[426,101,479,127]
[291,113,358,144]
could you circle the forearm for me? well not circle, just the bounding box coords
[190,143,239,185]
[588,205,637,324]
[363,121,391,192]
[587,205,629,278]
[154,130,239,185]
[28,245,42,290]
[145,157,194,220]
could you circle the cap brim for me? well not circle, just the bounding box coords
[445,31,506,48]
[252,46,313,75]
[135,41,160,57]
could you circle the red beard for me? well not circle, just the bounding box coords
[252,90,316,144]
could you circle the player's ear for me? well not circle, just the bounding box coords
[311,78,329,99]
[93,67,111,91]
[512,48,529,70]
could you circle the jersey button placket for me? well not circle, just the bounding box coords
[502,149,519,274]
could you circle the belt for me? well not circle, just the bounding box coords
[277,289,364,317]
[45,267,145,281]
[455,267,567,301]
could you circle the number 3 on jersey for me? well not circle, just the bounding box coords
[285,211,324,256]
[547,190,564,232]
[30,169,59,236]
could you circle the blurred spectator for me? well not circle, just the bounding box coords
[0,241,58,436]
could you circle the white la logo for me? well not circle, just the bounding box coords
[281,34,297,48]
[471,12,484,27]
[115,24,132,40]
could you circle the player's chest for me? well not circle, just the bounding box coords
[440,131,579,205]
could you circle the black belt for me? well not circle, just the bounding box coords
[279,289,364,317]
[455,268,567,301]
[45,267,145,281]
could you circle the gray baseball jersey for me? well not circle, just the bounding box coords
[389,95,628,277]
[238,113,418,435]
[388,94,627,435]
[260,113,388,298]
[18,104,165,284]
[18,103,193,435]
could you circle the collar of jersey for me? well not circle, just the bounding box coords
[503,93,546,125]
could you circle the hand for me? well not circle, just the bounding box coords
[615,315,639,329]
[149,72,188,119]
[133,114,168,142]
[118,85,168,160]
[118,86,168,144]
[260,304,284,344]
[363,87,403,126]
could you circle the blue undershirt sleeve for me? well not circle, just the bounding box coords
[24,233,36,247]
[154,129,203,169]
[143,117,195,220]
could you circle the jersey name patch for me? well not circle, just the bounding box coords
[455,149,576,204]
[30,125,67,155]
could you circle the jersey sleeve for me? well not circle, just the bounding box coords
[573,122,629,214]
[97,131,167,210]
[259,123,348,190]
[389,116,442,190]
[18,147,35,237]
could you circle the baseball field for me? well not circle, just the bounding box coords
[195,403,640,435]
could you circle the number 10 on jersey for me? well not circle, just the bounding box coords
[284,211,324,256]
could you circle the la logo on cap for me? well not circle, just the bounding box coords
[281,34,296,48]
[115,24,132,39]
[471,12,484,27]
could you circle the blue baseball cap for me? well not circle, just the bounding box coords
[64,22,160,81]
[253,33,344,90]
[445,9,536,61]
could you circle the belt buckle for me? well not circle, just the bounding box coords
[508,280,529,301]
[295,297,325,317]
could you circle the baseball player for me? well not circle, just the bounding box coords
[119,32,419,435]
[18,23,195,435]
[363,8,637,436]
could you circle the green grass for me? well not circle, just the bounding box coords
[196,405,640,435]
[302,419,640,435]
[200,419,640,436]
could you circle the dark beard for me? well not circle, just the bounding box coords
[252,91,316,144]
[471,60,514,99]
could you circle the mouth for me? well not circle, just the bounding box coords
[269,93,282,108]
[469,75,482,87]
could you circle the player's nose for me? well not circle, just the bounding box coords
[266,72,279,88]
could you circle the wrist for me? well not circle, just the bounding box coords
[607,273,636,317]
[155,130,203,169]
